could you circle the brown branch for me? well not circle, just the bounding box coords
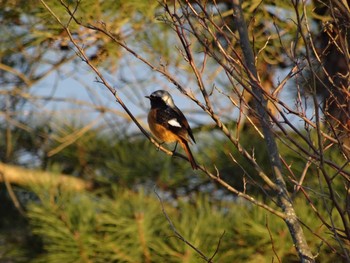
[209,231,225,262]
[198,165,286,219]
[0,63,32,87]
[0,170,26,216]
[266,215,282,263]
[154,189,213,262]
[167,2,213,111]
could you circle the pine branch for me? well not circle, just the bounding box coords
[0,162,93,191]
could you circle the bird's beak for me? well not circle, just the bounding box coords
[145,96,150,99]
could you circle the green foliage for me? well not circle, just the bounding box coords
[0,186,42,263]
[26,187,343,262]
[25,187,266,263]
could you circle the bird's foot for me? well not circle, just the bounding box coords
[171,142,178,154]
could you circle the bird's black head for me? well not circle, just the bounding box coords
[146,90,175,108]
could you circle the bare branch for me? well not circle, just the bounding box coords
[154,188,213,262]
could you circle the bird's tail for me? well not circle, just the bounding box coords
[179,139,198,170]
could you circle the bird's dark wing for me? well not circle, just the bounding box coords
[173,106,196,143]
[156,106,196,144]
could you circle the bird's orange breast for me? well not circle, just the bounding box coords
[148,109,179,143]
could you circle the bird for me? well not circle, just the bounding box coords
[146,90,198,170]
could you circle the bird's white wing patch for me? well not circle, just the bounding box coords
[168,118,181,128]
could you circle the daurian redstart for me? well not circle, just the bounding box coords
[146,90,197,169]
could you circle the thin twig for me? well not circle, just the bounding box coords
[0,171,25,216]
[208,231,225,262]
[154,188,213,262]
[265,215,282,263]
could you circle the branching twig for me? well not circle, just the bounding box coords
[0,171,25,216]
[266,215,281,263]
[154,188,213,262]
[208,231,225,262]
